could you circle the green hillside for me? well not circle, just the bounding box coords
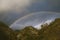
[0,18,60,40]
[16,18,60,40]
[38,18,60,40]
[0,21,17,40]
[16,26,39,40]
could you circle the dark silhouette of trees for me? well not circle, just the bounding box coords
[0,21,17,40]
[0,18,60,40]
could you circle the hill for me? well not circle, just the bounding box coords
[15,26,39,40]
[0,18,60,40]
[0,21,17,40]
[39,18,60,40]
[16,18,60,40]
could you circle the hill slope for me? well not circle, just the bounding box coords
[0,21,16,40]
[0,18,60,40]
[16,18,60,40]
[39,18,60,40]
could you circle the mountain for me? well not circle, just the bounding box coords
[0,18,60,40]
[39,18,60,40]
[0,21,17,40]
[15,26,39,40]
[15,18,60,40]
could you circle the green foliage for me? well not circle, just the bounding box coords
[16,18,60,40]
[0,21,17,40]
[16,26,39,40]
[0,18,60,40]
[38,18,60,40]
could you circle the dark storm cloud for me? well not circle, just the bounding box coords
[28,0,60,12]
[0,0,60,26]
[10,12,60,30]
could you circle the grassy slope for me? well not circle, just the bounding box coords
[16,18,60,40]
[0,21,17,40]
[0,18,60,40]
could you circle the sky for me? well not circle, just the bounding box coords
[0,0,60,30]
[0,0,34,25]
[10,12,60,30]
[0,0,60,12]
[0,0,33,12]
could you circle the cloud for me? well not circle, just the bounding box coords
[10,11,60,30]
[0,0,35,26]
[0,0,60,26]
[0,0,60,12]
[0,0,33,12]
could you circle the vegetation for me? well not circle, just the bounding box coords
[16,26,39,40]
[0,18,60,40]
[38,18,60,40]
[0,21,17,40]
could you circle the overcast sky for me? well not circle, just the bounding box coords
[10,12,60,30]
[0,0,60,26]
